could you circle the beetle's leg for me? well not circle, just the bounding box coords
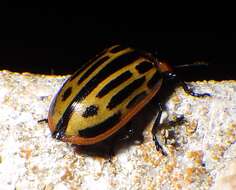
[38,118,48,123]
[165,115,185,127]
[152,103,168,156]
[161,115,185,145]
[152,105,186,156]
[180,81,211,97]
[163,72,211,97]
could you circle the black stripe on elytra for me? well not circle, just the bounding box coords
[96,71,132,98]
[61,87,72,101]
[51,103,75,139]
[147,70,162,89]
[78,56,110,84]
[107,76,146,110]
[70,48,108,82]
[135,61,153,74]
[79,111,122,137]
[110,45,127,53]
[54,51,140,134]
[73,50,140,103]
[69,63,89,82]
[82,105,98,118]
[126,91,147,109]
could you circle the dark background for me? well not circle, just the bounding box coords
[0,7,235,81]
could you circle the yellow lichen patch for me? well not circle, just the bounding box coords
[186,150,204,165]
[140,143,164,166]
[172,172,184,182]
[43,183,54,190]
[184,167,206,184]
[68,157,79,168]
[185,120,198,135]
[199,107,209,115]
[184,104,192,116]
[163,160,177,173]
[169,172,185,190]
[31,165,39,174]
[166,144,176,156]
[146,179,156,190]
[20,147,32,159]
[225,123,236,145]
[210,144,226,161]
[207,175,213,186]
[61,168,74,181]
[133,175,141,187]
[173,183,182,190]
[170,95,181,105]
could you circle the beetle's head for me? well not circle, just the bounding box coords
[143,51,174,74]
[158,61,174,73]
[157,61,177,80]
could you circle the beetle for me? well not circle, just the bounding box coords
[47,44,210,156]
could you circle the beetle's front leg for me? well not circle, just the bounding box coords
[152,103,186,156]
[180,81,211,97]
[152,103,168,156]
[163,72,211,98]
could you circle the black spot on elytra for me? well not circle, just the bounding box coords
[82,105,98,118]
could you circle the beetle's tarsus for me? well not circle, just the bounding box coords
[153,135,168,156]
[166,115,185,126]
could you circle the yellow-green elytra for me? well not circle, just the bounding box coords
[48,44,174,146]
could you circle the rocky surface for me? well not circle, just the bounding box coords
[0,70,236,190]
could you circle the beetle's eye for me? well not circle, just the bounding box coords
[163,72,176,80]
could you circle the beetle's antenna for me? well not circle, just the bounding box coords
[174,62,209,69]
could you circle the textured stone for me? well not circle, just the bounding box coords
[0,70,236,190]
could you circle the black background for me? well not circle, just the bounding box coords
[0,7,235,81]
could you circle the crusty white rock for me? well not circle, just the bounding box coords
[0,70,235,190]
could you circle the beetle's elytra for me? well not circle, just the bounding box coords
[48,44,210,155]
